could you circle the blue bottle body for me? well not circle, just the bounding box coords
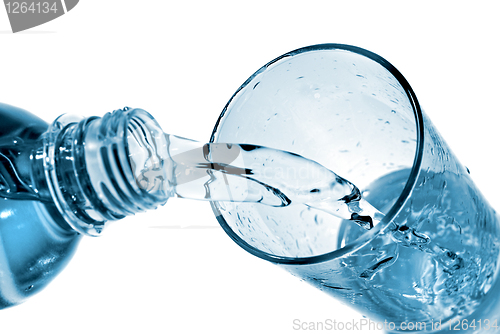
[0,103,81,308]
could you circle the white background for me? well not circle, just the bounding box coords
[1,1,499,333]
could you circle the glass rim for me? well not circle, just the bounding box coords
[210,43,424,265]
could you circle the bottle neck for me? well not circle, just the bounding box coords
[40,107,168,236]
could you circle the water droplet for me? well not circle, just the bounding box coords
[392,226,430,248]
[360,255,398,280]
[351,213,373,230]
[314,214,323,225]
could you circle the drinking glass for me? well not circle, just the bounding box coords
[210,44,500,333]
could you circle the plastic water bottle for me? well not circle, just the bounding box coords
[0,103,170,308]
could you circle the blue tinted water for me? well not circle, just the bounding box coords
[290,169,500,328]
[126,116,500,325]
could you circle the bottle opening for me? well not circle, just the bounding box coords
[43,108,170,236]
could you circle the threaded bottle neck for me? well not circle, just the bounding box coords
[43,107,168,236]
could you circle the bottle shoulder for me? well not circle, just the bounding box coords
[0,103,48,139]
[0,103,49,201]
